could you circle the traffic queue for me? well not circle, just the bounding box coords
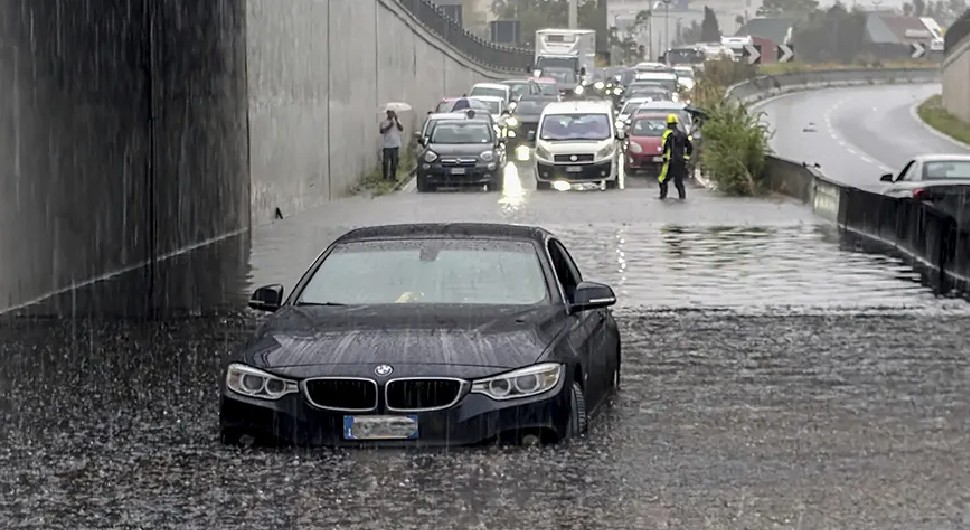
[411,62,704,197]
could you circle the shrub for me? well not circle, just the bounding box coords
[698,99,773,196]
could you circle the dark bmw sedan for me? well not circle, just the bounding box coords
[220,223,622,447]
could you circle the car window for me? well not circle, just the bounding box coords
[896,160,915,181]
[299,239,548,305]
[621,101,643,115]
[470,86,507,100]
[434,101,452,113]
[632,117,667,136]
[547,239,582,299]
[470,98,501,115]
[540,113,611,141]
[430,122,493,144]
[537,83,559,96]
[922,160,970,180]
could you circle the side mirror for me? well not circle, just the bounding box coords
[249,284,284,312]
[879,172,894,182]
[569,281,616,313]
[416,137,425,146]
[413,131,423,140]
[527,130,537,142]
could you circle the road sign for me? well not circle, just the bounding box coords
[742,44,761,65]
[910,42,926,59]
[777,44,794,63]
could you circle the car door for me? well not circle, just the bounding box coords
[548,239,607,404]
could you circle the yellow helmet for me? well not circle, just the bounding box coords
[666,113,679,124]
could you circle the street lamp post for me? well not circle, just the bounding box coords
[662,0,671,57]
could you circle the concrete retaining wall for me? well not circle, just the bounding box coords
[247,0,508,225]
[942,33,970,124]
[0,0,250,317]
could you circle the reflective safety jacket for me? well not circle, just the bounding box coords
[661,127,692,165]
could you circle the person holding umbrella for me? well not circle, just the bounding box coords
[380,106,405,181]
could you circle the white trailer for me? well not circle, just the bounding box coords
[534,28,597,82]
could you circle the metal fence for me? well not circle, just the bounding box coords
[945,9,970,54]
[398,0,533,72]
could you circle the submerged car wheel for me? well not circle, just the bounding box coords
[416,175,436,192]
[604,178,618,190]
[564,381,588,440]
[488,171,504,192]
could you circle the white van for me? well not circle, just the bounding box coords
[529,101,623,190]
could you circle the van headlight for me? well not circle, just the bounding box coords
[470,363,563,400]
[594,81,605,90]
[424,150,438,162]
[225,363,299,400]
[535,145,552,160]
[596,144,615,159]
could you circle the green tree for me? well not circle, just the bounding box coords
[757,0,819,17]
[700,7,721,41]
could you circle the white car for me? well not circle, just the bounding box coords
[672,66,696,91]
[879,154,970,198]
[530,100,623,191]
[617,97,661,128]
[468,95,510,126]
[469,82,512,104]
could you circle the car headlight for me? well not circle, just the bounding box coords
[509,102,518,111]
[480,150,494,161]
[505,117,518,127]
[470,363,563,400]
[596,144,615,159]
[574,85,585,95]
[225,363,299,400]
[535,145,552,160]
[594,81,605,90]
[614,87,624,95]
[628,141,643,153]
[671,93,680,102]
[424,150,438,162]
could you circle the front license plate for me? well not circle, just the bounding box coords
[652,156,663,162]
[343,415,418,441]
[566,166,583,172]
[450,168,466,175]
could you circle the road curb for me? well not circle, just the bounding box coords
[909,99,970,151]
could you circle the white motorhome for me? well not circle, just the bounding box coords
[533,28,597,86]
[530,101,623,190]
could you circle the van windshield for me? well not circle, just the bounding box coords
[539,113,611,141]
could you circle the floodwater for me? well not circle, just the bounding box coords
[2,163,969,529]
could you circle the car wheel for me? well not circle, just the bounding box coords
[416,175,435,192]
[604,178,618,190]
[535,179,552,191]
[564,381,588,439]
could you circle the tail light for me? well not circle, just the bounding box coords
[913,188,928,199]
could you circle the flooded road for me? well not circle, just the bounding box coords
[2,162,968,528]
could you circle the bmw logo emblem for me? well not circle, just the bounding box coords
[374,364,393,377]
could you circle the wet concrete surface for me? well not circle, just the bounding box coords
[2,160,969,528]
[760,84,970,190]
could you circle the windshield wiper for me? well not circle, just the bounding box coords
[295,301,347,306]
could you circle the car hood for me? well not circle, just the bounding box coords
[427,143,494,156]
[238,304,568,371]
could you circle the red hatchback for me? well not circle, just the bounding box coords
[623,113,670,175]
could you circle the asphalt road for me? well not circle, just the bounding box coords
[2,159,969,528]
[759,84,970,190]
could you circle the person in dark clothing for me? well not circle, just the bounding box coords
[657,113,692,200]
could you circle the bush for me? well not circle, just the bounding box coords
[698,99,773,196]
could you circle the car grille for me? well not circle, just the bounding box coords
[385,378,464,411]
[303,378,378,411]
[554,153,595,163]
[440,157,477,168]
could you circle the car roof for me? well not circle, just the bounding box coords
[638,101,686,109]
[915,154,970,162]
[334,223,552,244]
[426,112,468,120]
[518,94,559,101]
[543,101,612,114]
[472,83,509,90]
[501,79,531,84]
[470,95,505,103]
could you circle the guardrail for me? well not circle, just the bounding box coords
[397,0,532,72]
[945,9,970,55]
[725,67,942,104]
[724,67,969,297]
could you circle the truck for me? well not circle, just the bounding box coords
[533,28,596,93]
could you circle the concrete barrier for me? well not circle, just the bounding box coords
[942,10,970,123]
[247,0,514,225]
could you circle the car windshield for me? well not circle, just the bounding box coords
[674,68,695,78]
[537,83,559,96]
[540,113,611,141]
[922,160,970,179]
[621,101,648,115]
[627,87,669,100]
[634,79,678,92]
[470,86,506,100]
[471,99,501,115]
[542,68,576,84]
[298,239,548,305]
[429,122,493,144]
[514,101,551,115]
[423,118,461,136]
[667,48,705,65]
[505,82,531,98]
[631,117,667,136]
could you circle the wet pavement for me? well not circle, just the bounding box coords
[759,84,970,189]
[2,160,969,528]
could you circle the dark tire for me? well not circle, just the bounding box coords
[535,179,552,191]
[564,382,588,439]
[488,171,504,192]
[416,175,435,192]
[604,178,619,190]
